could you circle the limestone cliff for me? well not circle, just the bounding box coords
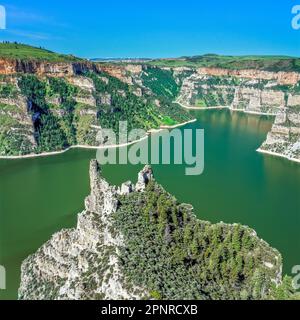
[259,104,300,161]
[0,74,101,155]
[172,68,300,162]
[19,160,293,300]
[0,62,192,156]
[195,67,300,85]
[0,79,37,155]
[1,58,300,162]
[18,161,150,300]
[0,58,89,76]
[0,58,133,84]
[93,63,300,163]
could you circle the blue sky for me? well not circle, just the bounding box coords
[0,0,299,58]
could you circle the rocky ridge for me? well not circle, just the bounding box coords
[19,160,293,300]
[18,160,151,300]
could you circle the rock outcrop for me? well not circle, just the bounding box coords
[0,94,37,155]
[0,58,134,85]
[18,160,290,300]
[18,160,150,300]
[0,59,86,76]
[259,106,300,161]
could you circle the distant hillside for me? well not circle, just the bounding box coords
[0,42,81,62]
[148,54,300,72]
[91,58,152,63]
[3,43,299,72]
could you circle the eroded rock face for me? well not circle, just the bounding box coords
[119,181,134,195]
[99,65,133,85]
[175,69,300,162]
[196,67,300,85]
[177,72,292,113]
[0,59,73,76]
[0,59,98,77]
[124,64,143,74]
[136,165,154,192]
[74,95,96,107]
[259,108,300,160]
[0,59,133,85]
[231,88,285,114]
[18,161,152,300]
[288,94,300,107]
[0,94,37,155]
[67,76,95,92]
[98,93,112,106]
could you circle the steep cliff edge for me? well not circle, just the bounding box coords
[121,63,300,162]
[0,62,191,157]
[18,160,149,300]
[0,44,193,157]
[1,43,300,162]
[19,160,297,300]
[168,67,300,162]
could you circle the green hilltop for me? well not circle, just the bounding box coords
[1,43,300,72]
[0,42,81,62]
[148,54,300,72]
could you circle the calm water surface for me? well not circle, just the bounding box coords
[0,109,299,299]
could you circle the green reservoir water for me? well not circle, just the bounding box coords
[1,109,300,300]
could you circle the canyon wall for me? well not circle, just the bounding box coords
[1,59,300,162]
[0,58,133,84]
[174,68,300,162]
[196,67,300,86]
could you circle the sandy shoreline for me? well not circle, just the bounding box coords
[4,109,299,165]
[176,101,229,110]
[0,118,197,160]
[176,101,277,116]
[160,118,197,129]
[257,148,300,164]
[177,100,299,165]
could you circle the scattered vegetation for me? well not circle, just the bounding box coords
[86,71,191,133]
[0,103,35,155]
[141,67,180,100]
[114,180,299,300]
[0,69,191,155]
[0,83,18,97]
